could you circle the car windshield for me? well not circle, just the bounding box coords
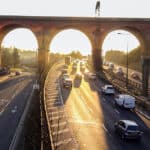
[107,87,113,89]
[127,125,138,131]
[64,75,69,78]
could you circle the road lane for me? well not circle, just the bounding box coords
[61,62,150,150]
[0,73,34,150]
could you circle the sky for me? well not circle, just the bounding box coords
[0,0,148,55]
[0,0,150,18]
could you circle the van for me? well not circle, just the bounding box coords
[114,94,135,109]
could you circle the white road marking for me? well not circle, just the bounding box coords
[11,105,18,113]
[114,109,120,114]
[102,124,108,132]
[102,124,112,137]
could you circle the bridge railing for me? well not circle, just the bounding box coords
[96,70,150,118]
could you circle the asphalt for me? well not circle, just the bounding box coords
[60,62,150,150]
[0,73,34,150]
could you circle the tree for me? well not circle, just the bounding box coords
[69,51,83,59]
[13,48,20,67]
[1,48,13,67]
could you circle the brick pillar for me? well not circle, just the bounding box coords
[92,28,103,72]
[142,58,150,96]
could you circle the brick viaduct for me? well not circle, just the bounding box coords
[0,16,149,96]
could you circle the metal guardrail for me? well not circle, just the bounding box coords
[97,70,150,116]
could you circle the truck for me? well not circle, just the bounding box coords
[65,56,71,65]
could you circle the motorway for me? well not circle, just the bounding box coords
[60,62,150,150]
[0,72,35,150]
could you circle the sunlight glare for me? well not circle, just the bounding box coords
[50,29,92,55]
[2,28,38,50]
[102,30,140,56]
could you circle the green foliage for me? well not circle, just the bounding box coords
[105,46,142,72]
[13,48,20,67]
[68,50,83,59]
[1,47,37,67]
[1,49,13,66]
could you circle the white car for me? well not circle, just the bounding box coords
[63,78,72,88]
[114,94,135,109]
[102,85,115,94]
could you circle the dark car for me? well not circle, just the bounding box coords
[15,71,21,75]
[114,120,143,140]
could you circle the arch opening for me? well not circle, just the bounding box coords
[0,27,38,70]
[49,29,92,60]
[102,30,141,72]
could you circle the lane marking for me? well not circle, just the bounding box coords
[102,124,112,137]
[102,124,108,132]
[114,109,120,114]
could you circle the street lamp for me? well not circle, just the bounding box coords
[117,32,129,88]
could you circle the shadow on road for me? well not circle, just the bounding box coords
[73,77,82,88]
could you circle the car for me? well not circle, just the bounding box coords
[108,63,114,71]
[130,72,141,81]
[114,120,143,140]
[15,71,21,75]
[62,74,70,83]
[63,78,72,88]
[63,65,68,69]
[75,72,82,79]
[114,94,135,109]
[102,85,115,94]
[61,69,68,75]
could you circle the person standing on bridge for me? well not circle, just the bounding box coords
[95,0,101,16]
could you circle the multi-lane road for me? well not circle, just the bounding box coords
[45,62,150,150]
[0,72,35,150]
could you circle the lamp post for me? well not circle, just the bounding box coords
[117,32,129,88]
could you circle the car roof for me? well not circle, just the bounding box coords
[119,94,135,99]
[105,85,113,87]
[63,73,69,76]
[121,120,138,126]
[65,78,72,81]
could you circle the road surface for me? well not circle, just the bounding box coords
[0,72,35,150]
[60,62,150,150]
